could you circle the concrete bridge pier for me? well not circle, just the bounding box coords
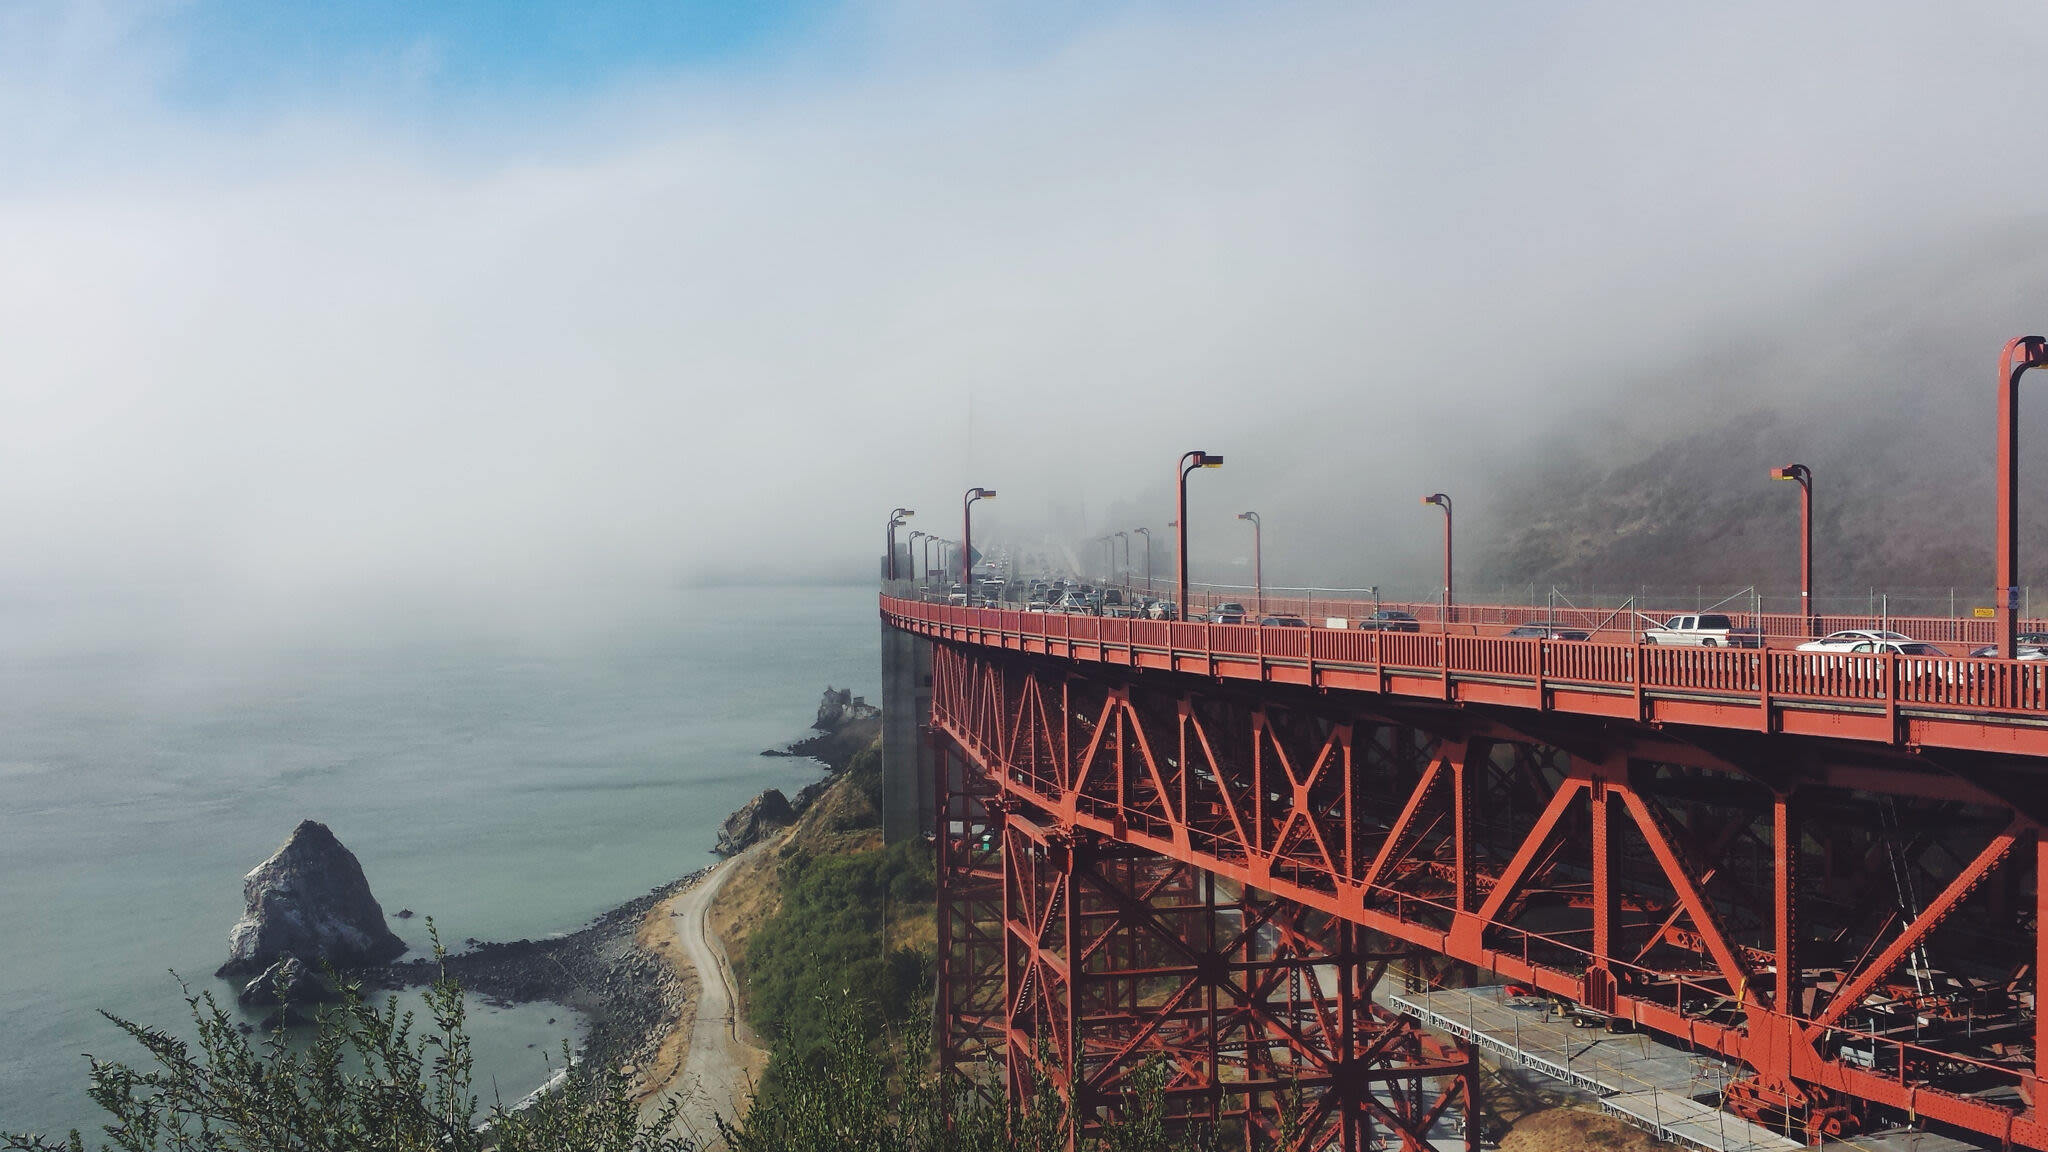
[879,609,934,844]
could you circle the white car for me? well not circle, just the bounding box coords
[1848,640,1951,658]
[1795,629,1914,653]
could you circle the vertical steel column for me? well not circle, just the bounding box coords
[1774,794,1799,1018]
[2037,830,2048,1090]
[1591,778,1613,965]
[936,735,955,1071]
[935,731,1009,1101]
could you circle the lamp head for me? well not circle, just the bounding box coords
[1201,453,1224,468]
[1771,464,1808,484]
[1423,493,1450,509]
[1237,511,1257,522]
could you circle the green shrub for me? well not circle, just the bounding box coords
[738,838,934,1064]
[1,940,690,1152]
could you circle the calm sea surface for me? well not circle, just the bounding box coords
[0,582,879,1137]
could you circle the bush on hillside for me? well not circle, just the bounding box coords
[739,836,934,1064]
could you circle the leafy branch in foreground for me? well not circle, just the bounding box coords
[3,925,693,1152]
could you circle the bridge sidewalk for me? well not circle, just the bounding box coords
[1389,985,1802,1152]
[1388,986,1995,1152]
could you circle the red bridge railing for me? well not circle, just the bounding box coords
[884,595,2048,756]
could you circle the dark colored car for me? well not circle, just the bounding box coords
[1356,610,1420,633]
[1504,624,1591,640]
[1258,615,1309,627]
[1968,630,2048,658]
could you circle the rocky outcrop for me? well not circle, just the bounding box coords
[813,686,879,731]
[217,820,407,980]
[714,789,796,857]
[236,953,339,1006]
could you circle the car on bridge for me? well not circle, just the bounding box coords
[1257,615,1309,627]
[1354,610,1420,633]
[1966,635,2048,658]
[1641,614,1763,647]
[1796,629,1915,653]
[1206,603,1248,624]
[1503,624,1591,640]
[1145,600,1178,620]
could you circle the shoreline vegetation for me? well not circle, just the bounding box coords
[355,690,883,1103]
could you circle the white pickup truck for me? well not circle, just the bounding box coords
[1641,613,1762,648]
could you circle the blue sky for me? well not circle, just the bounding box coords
[164,0,843,105]
[138,0,1139,115]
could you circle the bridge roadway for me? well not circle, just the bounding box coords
[886,595,2048,759]
[892,592,2048,1150]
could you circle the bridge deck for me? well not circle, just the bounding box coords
[883,596,2048,758]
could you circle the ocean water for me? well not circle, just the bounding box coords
[0,582,879,1138]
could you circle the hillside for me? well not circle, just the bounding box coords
[1473,234,2048,613]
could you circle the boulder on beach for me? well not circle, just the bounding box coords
[217,820,407,980]
[715,789,797,856]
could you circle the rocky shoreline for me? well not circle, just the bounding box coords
[344,687,878,1083]
[360,870,704,1082]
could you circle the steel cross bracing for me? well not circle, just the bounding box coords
[898,596,2048,1149]
[936,734,1481,1151]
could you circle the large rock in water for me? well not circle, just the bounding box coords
[715,789,796,856]
[217,820,407,979]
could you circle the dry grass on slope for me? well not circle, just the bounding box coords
[709,761,886,981]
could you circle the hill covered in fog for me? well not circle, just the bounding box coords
[1471,231,2048,610]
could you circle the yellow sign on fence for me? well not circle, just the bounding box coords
[1974,607,1997,618]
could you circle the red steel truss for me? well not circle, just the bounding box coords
[938,736,1478,1150]
[903,596,2048,1149]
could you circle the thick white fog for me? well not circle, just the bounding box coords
[4,2,2048,608]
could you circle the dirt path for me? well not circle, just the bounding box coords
[638,846,769,1146]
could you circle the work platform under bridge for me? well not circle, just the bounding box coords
[884,594,2048,1150]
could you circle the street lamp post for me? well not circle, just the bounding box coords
[1770,465,1814,635]
[907,530,925,584]
[1423,494,1453,630]
[1997,337,2048,658]
[1133,528,1152,594]
[1177,451,1225,620]
[886,507,914,580]
[963,488,996,591]
[1115,531,1130,590]
[1237,511,1263,616]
